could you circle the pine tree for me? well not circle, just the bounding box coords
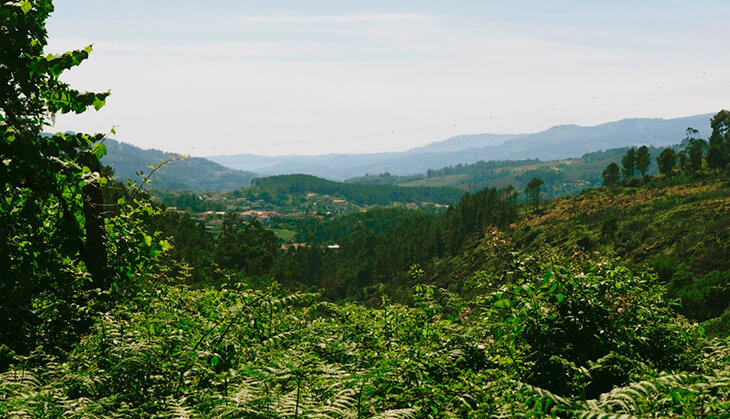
[602,162,620,186]
[657,148,677,176]
[621,147,636,178]
[635,146,651,179]
[707,110,730,172]
[525,177,544,212]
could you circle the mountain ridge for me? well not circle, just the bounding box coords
[208,113,713,180]
[102,139,256,191]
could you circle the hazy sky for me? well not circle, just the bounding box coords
[46,0,730,156]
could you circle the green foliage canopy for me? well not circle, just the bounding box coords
[621,147,636,178]
[707,110,730,171]
[1,0,110,353]
[657,148,677,176]
[635,145,651,178]
[251,174,464,206]
[0,0,168,357]
[525,177,544,211]
[602,162,620,186]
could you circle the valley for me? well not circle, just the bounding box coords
[2,2,729,417]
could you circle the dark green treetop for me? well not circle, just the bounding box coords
[602,162,620,186]
[525,177,544,212]
[621,147,636,178]
[707,110,730,171]
[635,145,651,179]
[657,148,677,176]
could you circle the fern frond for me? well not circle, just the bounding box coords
[512,380,572,408]
[0,369,41,391]
[167,396,194,419]
[276,389,312,417]
[264,292,317,311]
[576,411,637,419]
[595,373,689,413]
[372,407,419,419]
[261,330,298,349]
[317,363,351,381]
[309,388,357,418]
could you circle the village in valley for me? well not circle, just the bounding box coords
[160,187,448,246]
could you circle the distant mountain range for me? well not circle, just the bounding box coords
[208,113,713,180]
[98,113,713,191]
[102,139,256,191]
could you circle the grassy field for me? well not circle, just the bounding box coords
[269,227,298,242]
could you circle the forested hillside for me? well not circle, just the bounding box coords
[152,174,463,236]
[250,174,465,206]
[103,139,257,191]
[1,2,729,418]
[349,146,664,198]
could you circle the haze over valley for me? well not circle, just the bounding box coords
[207,114,711,180]
[105,112,713,187]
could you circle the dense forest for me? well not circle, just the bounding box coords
[348,146,666,199]
[2,2,730,417]
[250,174,465,206]
[152,174,461,222]
[102,139,257,192]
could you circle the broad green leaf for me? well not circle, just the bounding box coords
[93,142,107,159]
[494,299,511,309]
[20,0,32,14]
[93,96,106,111]
[159,240,172,252]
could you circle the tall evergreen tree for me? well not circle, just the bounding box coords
[657,148,677,176]
[621,147,636,178]
[707,110,730,172]
[602,162,620,186]
[679,127,705,175]
[686,139,707,175]
[635,146,651,179]
[525,177,544,212]
[239,219,279,275]
[215,212,244,269]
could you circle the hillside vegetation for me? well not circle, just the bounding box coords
[349,146,664,199]
[510,176,730,322]
[103,139,257,191]
[1,3,729,418]
[250,174,465,206]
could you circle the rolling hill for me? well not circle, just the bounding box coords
[347,146,665,199]
[208,113,713,180]
[102,139,257,191]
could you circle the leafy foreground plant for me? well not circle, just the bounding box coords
[2,250,728,418]
[1,0,176,363]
